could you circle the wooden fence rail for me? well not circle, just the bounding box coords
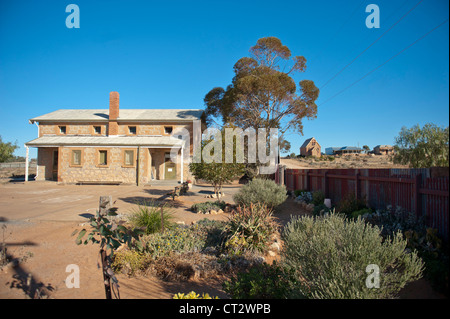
[275,167,449,241]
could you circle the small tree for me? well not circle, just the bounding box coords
[362,145,370,154]
[0,136,18,163]
[73,196,144,299]
[189,127,246,198]
[393,123,449,168]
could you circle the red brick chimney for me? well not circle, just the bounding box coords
[108,91,119,135]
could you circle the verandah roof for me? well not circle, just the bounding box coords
[25,135,184,147]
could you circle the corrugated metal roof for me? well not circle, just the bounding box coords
[25,135,184,147]
[29,109,203,123]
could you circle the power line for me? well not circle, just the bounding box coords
[319,0,424,90]
[319,18,449,107]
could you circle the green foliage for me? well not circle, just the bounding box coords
[111,249,151,276]
[189,129,246,197]
[294,189,308,197]
[282,213,424,299]
[222,203,278,255]
[128,201,175,235]
[233,178,287,209]
[0,136,19,163]
[393,123,449,168]
[336,193,367,218]
[140,220,226,259]
[203,37,319,153]
[363,206,449,296]
[191,201,226,213]
[312,203,333,216]
[312,190,325,206]
[223,262,298,299]
[173,291,219,299]
[73,207,144,255]
[350,208,372,219]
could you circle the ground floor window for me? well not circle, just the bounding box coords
[71,150,82,166]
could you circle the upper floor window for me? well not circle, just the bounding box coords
[94,126,102,134]
[59,126,67,134]
[164,126,173,134]
[129,126,137,135]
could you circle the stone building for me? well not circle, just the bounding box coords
[25,92,203,185]
[300,137,321,157]
[373,145,394,155]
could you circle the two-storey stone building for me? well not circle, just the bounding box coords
[25,92,202,185]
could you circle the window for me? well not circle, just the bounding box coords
[59,126,67,134]
[71,150,82,166]
[94,126,101,134]
[124,150,135,166]
[129,126,137,135]
[164,126,173,134]
[99,150,108,166]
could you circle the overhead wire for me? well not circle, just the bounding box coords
[318,18,449,106]
[318,0,424,90]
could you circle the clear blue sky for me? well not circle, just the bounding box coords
[0,0,448,158]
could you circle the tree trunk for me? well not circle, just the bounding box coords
[100,249,112,299]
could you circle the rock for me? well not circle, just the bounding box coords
[176,221,185,225]
[209,209,217,215]
[217,209,224,214]
[269,242,281,251]
[267,250,276,257]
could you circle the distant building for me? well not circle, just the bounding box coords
[325,147,341,155]
[373,145,394,155]
[300,137,321,157]
[325,146,363,155]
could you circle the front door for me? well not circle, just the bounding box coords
[52,150,58,181]
[164,153,176,180]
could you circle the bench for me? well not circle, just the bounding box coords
[76,181,123,186]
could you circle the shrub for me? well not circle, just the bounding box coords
[363,206,449,296]
[294,189,308,197]
[336,193,367,218]
[128,201,175,235]
[141,220,226,259]
[295,191,312,204]
[282,213,424,299]
[312,190,325,206]
[173,291,219,299]
[223,262,298,299]
[233,178,287,209]
[222,203,279,255]
[191,201,226,214]
[111,249,151,276]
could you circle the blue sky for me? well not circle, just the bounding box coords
[0,0,448,158]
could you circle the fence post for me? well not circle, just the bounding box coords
[414,174,422,218]
[323,170,328,198]
[355,169,360,200]
[305,170,310,191]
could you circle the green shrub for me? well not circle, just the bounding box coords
[312,190,325,206]
[128,201,175,235]
[223,262,298,299]
[351,208,372,219]
[294,189,308,197]
[312,203,333,216]
[191,201,226,213]
[233,178,287,209]
[336,193,367,218]
[222,203,278,255]
[111,249,151,276]
[141,220,226,259]
[282,213,424,299]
